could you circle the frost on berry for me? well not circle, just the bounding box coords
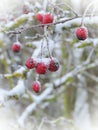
[32,81,41,93]
[35,13,43,22]
[35,62,48,74]
[25,58,36,69]
[48,58,59,72]
[12,42,21,52]
[76,27,88,40]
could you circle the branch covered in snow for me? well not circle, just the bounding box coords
[54,49,97,87]
[3,15,98,35]
[18,85,53,126]
[0,79,25,105]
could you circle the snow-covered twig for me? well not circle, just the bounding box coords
[18,85,53,126]
[0,79,25,105]
[24,34,44,40]
[38,116,74,130]
[5,15,98,35]
[3,66,27,78]
[8,79,25,97]
[54,57,98,88]
[81,0,97,26]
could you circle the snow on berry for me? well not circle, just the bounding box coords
[32,81,41,93]
[35,62,48,74]
[25,58,36,69]
[48,58,59,72]
[43,13,53,24]
[76,26,88,40]
[12,42,21,52]
[35,13,43,22]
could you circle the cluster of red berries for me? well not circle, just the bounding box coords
[35,13,54,26]
[25,57,59,74]
[25,57,59,93]
[11,12,88,93]
[75,26,88,40]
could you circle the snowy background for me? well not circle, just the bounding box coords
[0,0,98,130]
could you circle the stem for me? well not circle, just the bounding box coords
[81,0,97,26]
[16,33,19,42]
[40,38,44,60]
[45,36,52,59]
[44,26,52,59]
[36,74,39,81]
[63,3,78,17]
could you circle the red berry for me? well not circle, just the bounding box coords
[35,13,43,22]
[76,27,88,40]
[35,62,47,74]
[48,58,59,72]
[12,43,21,52]
[43,14,53,24]
[25,58,36,69]
[32,81,41,93]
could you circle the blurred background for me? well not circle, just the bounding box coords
[0,0,98,130]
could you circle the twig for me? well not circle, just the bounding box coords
[38,117,47,130]
[24,34,44,40]
[63,3,78,17]
[18,86,53,126]
[83,71,98,83]
[5,14,98,35]
[54,58,98,88]
[81,0,97,26]
[5,16,77,35]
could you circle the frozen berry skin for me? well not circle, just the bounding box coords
[12,43,21,52]
[35,62,47,74]
[35,13,43,22]
[48,58,59,72]
[25,58,36,69]
[76,27,88,40]
[32,81,41,93]
[43,14,53,24]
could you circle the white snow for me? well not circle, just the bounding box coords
[14,66,26,75]
[8,79,25,97]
